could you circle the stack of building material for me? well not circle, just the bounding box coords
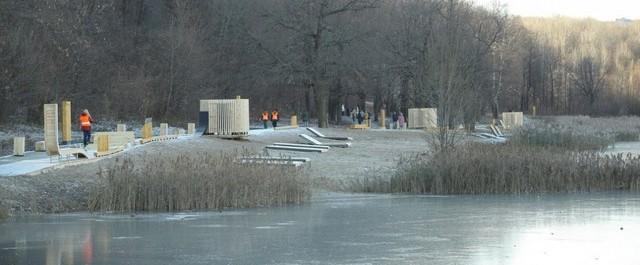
[408,108,437,129]
[199,97,249,138]
[502,112,524,129]
[299,134,351,148]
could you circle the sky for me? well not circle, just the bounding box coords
[474,0,640,21]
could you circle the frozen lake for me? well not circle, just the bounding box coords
[1,192,639,265]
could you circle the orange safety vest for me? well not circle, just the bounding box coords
[271,111,279,121]
[262,112,269,121]
[79,114,92,130]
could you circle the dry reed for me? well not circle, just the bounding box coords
[88,152,310,212]
[352,143,640,194]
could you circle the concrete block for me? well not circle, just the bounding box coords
[35,141,46,152]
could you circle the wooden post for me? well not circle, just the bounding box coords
[187,123,195,134]
[160,123,168,136]
[379,109,386,129]
[142,118,153,140]
[97,135,109,152]
[13,137,25,156]
[291,115,298,127]
[61,101,72,144]
[117,124,126,132]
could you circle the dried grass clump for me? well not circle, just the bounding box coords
[352,143,640,194]
[0,207,7,221]
[511,124,614,151]
[88,152,310,212]
[526,116,640,144]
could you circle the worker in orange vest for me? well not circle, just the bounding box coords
[261,111,269,129]
[271,109,279,129]
[79,109,94,147]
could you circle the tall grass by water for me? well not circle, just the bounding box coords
[89,152,310,212]
[351,143,640,194]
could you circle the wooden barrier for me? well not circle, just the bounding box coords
[379,109,386,129]
[408,108,437,129]
[349,124,369,130]
[13,137,25,156]
[96,135,109,152]
[187,123,195,135]
[142,118,153,142]
[199,98,250,138]
[291,115,298,127]
[61,101,72,143]
[117,124,126,132]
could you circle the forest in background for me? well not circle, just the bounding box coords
[1,0,640,128]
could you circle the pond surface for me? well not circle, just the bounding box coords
[1,192,639,265]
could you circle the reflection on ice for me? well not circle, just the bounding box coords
[0,193,639,265]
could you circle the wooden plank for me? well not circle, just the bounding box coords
[44,104,60,156]
[272,143,330,149]
[61,101,72,143]
[265,145,327,152]
[349,124,369,130]
[306,127,325,137]
[142,118,153,140]
[96,146,124,157]
[241,156,311,162]
[299,134,323,145]
[306,128,353,140]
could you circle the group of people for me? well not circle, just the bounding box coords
[391,111,406,129]
[349,107,370,125]
[260,109,280,129]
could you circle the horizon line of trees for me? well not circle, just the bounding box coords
[2,0,640,128]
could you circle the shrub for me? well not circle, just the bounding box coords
[88,152,310,212]
[351,143,640,194]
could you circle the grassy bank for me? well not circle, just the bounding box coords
[89,152,310,212]
[351,143,640,194]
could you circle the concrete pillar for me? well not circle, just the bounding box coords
[61,101,72,144]
[13,137,25,156]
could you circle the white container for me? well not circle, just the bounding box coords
[199,98,249,138]
[13,137,25,156]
